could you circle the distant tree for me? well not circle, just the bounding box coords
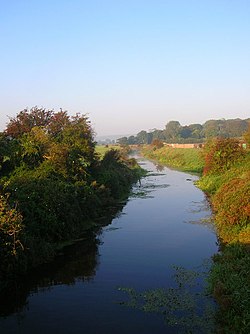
[136,130,152,144]
[223,119,249,138]
[117,137,128,145]
[164,121,181,141]
[180,126,192,139]
[202,120,225,138]
[127,135,137,145]
[243,122,250,146]
[151,129,165,141]
[188,124,203,139]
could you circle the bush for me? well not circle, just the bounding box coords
[203,138,244,175]
[213,173,250,229]
[0,194,24,282]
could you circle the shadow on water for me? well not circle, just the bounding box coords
[0,200,128,318]
[0,235,100,317]
[0,157,218,333]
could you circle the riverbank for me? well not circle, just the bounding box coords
[141,145,204,174]
[197,150,250,333]
[0,150,144,291]
[0,109,145,292]
[0,155,218,333]
[141,142,250,333]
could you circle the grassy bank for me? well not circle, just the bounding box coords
[141,140,250,333]
[141,144,204,174]
[197,146,250,333]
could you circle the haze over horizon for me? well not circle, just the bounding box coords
[1,1,250,136]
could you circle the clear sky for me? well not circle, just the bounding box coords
[1,0,250,136]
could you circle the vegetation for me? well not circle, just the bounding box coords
[117,118,249,145]
[119,266,215,333]
[95,144,122,158]
[140,133,250,333]
[0,107,143,290]
[141,144,204,174]
[197,136,250,333]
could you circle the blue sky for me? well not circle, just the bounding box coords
[1,0,250,136]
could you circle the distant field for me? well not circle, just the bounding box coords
[95,145,121,158]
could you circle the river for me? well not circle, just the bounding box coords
[0,157,218,334]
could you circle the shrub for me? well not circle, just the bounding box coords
[203,138,244,175]
[213,173,250,229]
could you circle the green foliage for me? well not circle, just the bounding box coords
[197,148,250,242]
[142,145,204,174]
[0,107,142,286]
[117,118,249,145]
[209,244,250,333]
[141,137,250,332]
[95,149,141,199]
[151,139,164,149]
[95,145,121,158]
[202,138,244,175]
[164,120,181,141]
[213,173,250,228]
[0,194,24,284]
[0,195,23,256]
[243,122,250,146]
[197,140,250,333]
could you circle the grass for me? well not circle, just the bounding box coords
[197,151,250,333]
[95,145,121,158]
[142,143,250,333]
[141,145,204,174]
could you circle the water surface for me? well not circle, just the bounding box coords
[0,158,218,333]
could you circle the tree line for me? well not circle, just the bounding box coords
[118,118,249,145]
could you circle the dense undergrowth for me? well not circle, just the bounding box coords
[141,137,250,333]
[0,107,143,290]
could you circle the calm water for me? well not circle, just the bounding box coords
[0,158,218,334]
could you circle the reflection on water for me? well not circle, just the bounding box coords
[0,236,100,317]
[0,157,218,334]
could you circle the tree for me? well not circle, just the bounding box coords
[188,124,203,139]
[6,107,53,138]
[47,110,70,138]
[180,126,192,139]
[151,129,165,141]
[0,195,23,257]
[127,136,137,145]
[59,113,96,180]
[117,137,128,146]
[243,122,250,147]
[164,121,181,141]
[20,126,50,167]
[136,130,150,144]
[202,120,224,138]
